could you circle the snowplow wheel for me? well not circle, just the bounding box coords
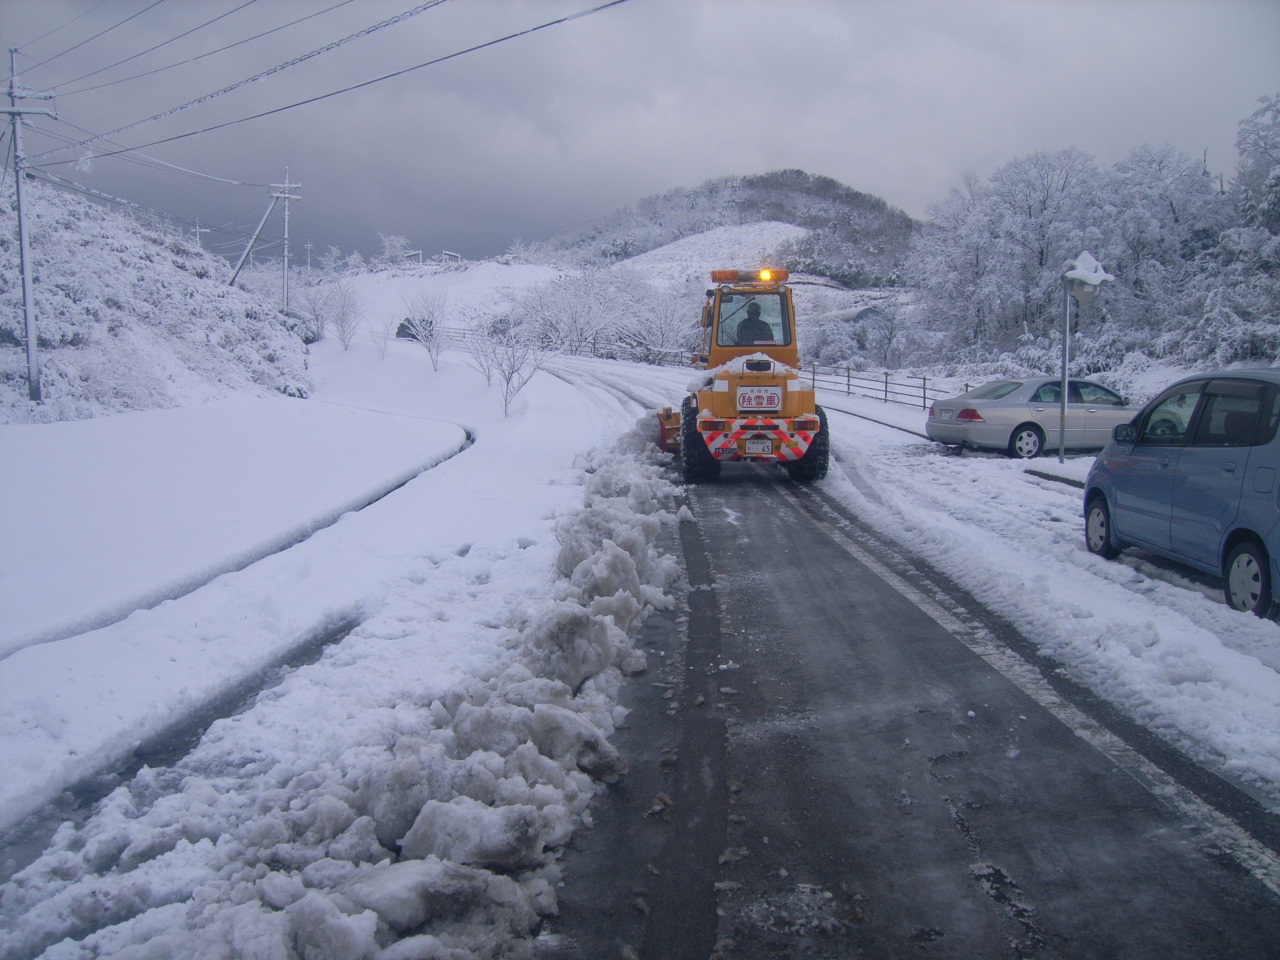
[786,406,829,482]
[681,396,721,483]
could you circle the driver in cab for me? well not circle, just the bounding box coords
[736,301,773,345]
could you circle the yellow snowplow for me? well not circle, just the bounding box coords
[658,268,829,483]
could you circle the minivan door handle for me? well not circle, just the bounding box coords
[1223,462,1237,473]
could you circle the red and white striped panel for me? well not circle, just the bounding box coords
[701,418,816,461]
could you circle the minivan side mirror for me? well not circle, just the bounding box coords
[1114,422,1135,444]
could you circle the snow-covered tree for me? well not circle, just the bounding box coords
[375,233,417,268]
[616,281,703,364]
[906,171,1006,357]
[1234,92,1280,235]
[399,293,446,370]
[511,269,637,350]
[297,279,362,349]
[1168,93,1280,366]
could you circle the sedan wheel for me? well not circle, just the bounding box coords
[1225,542,1273,616]
[1085,498,1119,559]
[1008,424,1044,459]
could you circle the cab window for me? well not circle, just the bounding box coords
[1189,380,1266,447]
[1136,382,1205,445]
[715,293,791,348]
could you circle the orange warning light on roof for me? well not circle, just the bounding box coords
[710,269,789,284]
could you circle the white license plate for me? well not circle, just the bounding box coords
[737,385,782,412]
[939,410,954,421]
[745,438,773,454]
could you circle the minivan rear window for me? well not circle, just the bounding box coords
[1190,380,1266,447]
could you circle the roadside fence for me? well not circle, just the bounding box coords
[424,326,967,409]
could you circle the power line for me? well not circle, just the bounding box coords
[26,120,264,187]
[14,0,114,54]
[31,0,636,168]
[21,0,172,76]
[28,0,455,164]
[49,0,360,98]
[26,170,259,244]
[48,0,262,92]
[53,0,361,99]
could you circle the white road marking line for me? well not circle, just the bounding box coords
[773,481,1280,899]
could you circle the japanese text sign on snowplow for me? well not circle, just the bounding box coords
[737,385,783,412]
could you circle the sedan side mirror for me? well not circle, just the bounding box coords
[1114,422,1135,444]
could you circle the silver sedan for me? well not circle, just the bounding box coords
[926,377,1135,458]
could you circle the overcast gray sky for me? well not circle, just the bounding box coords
[4,0,1278,261]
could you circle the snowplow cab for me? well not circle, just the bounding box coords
[658,269,829,484]
[700,268,801,370]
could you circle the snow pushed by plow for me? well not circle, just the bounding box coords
[0,422,679,960]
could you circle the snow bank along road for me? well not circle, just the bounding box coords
[3,352,1279,958]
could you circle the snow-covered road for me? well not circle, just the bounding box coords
[816,390,1280,805]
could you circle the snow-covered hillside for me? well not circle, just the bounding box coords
[0,182,309,424]
[613,221,810,288]
[330,261,564,334]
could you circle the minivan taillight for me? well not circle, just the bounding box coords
[956,408,984,422]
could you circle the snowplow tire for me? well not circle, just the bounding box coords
[786,406,829,483]
[681,396,721,483]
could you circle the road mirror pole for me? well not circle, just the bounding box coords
[1058,252,1113,463]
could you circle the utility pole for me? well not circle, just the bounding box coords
[193,218,210,249]
[305,240,313,272]
[272,170,300,312]
[229,195,278,287]
[5,48,57,402]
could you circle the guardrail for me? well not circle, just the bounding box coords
[806,364,965,410]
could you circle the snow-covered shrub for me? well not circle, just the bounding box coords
[399,293,447,370]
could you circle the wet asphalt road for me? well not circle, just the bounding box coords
[539,466,1280,960]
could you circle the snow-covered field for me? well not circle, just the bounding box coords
[0,323,690,957]
[1,262,1278,957]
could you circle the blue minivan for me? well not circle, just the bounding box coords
[1084,369,1280,616]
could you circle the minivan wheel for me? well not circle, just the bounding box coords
[1085,498,1120,559]
[1008,424,1044,459]
[1224,541,1273,616]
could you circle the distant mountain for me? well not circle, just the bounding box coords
[543,170,917,287]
